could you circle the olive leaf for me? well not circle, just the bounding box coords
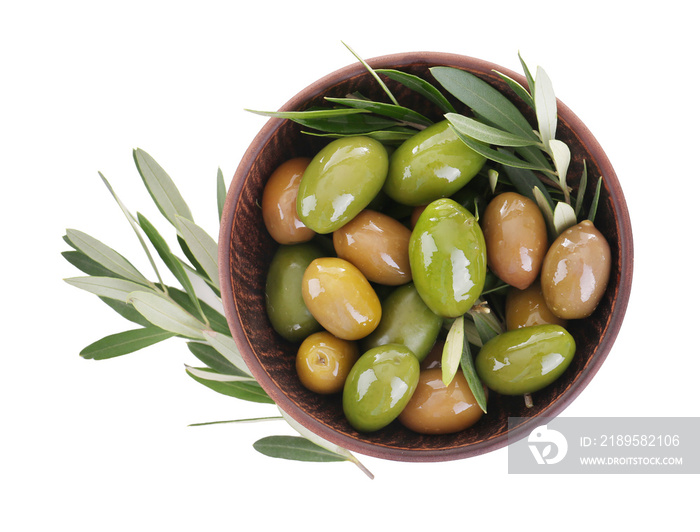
[553,201,578,235]
[253,436,347,463]
[342,41,399,107]
[62,250,125,279]
[187,341,249,377]
[175,215,220,291]
[493,70,534,110]
[588,176,603,223]
[441,314,465,386]
[185,365,273,404]
[459,335,488,414]
[216,168,226,222]
[65,229,151,286]
[303,128,416,144]
[127,290,206,339]
[376,68,456,113]
[80,327,175,360]
[575,160,588,218]
[324,97,433,128]
[202,330,251,376]
[189,416,283,427]
[64,276,158,303]
[534,66,557,149]
[430,66,539,141]
[133,148,194,228]
[446,112,539,147]
[549,139,571,203]
[278,407,374,479]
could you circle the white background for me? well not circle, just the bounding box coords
[2,1,698,530]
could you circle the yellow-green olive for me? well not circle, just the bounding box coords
[296,136,389,234]
[296,331,359,394]
[261,157,315,244]
[482,192,548,290]
[332,209,412,286]
[409,198,487,318]
[342,344,419,432]
[398,368,484,434]
[384,120,486,206]
[301,257,381,340]
[540,220,611,319]
[475,324,576,395]
[505,280,568,330]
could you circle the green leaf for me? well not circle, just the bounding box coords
[65,276,156,303]
[446,113,539,147]
[80,327,174,360]
[127,290,205,339]
[459,335,488,414]
[186,366,273,404]
[575,160,588,218]
[202,330,250,376]
[137,212,206,322]
[376,68,456,113]
[62,250,124,279]
[98,297,152,327]
[451,127,552,174]
[292,113,399,135]
[189,416,282,427]
[549,139,571,201]
[98,171,164,286]
[468,307,503,345]
[518,52,536,95]
[253,435,347,463]
[493,70,534,109]
[165,287,229,335]
[133,148,193,227]
[442,314,465,386]
[342,41,399,106]
[588,176,603,223]
[534,66,557,148]
[175,215,219,291]
[430,66,538,141]
[302,127,415,144]
[187,341,248,377]
[325,97,433,127]
[65,229,150,286]
[216,168,226,223]
[533,187,556,238]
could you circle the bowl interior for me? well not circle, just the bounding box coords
[219,52,633,462]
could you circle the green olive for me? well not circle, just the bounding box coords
[361,283,442,362]
[342,344,419,432]
[409,198,487,318]
[296,136,389,234]
[301,257,382,341]
[383,120,486,206]
[398,368,484,434]
[475,324,576,395]
[265,243,325,342]
[540,220,611,319]
[296,331,359,394]
[481,192,548,290]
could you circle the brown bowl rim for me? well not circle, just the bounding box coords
[219,51,634,462]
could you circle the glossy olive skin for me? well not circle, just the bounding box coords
[301,257,381,340]
[540,220,611,319]
[333,209,412,286]
[265,243,324,342]
[398,368,484,434]
[482,192,548,290]
[296,136,389,234]
[296,331,359,394]
[505,280,568,330]
[261,157,315,244]
[409,198,487,318]
[361,283,443,362]
[475,324,576,395]
[383,120,486,206]
[342,344,419,432]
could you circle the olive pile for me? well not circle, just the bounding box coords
[262,119,611,435]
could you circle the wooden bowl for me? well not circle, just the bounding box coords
[219,52,633,462]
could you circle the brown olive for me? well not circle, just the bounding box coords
[505,279,568,330]
[540,220,611,319]
[261,157,315,244]
[296,331,359,394]
[333,210,412,285]
[482,192,548,290]
[301,257,382,340]
[398,368,484,435]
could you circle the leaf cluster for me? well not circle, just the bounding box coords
[62,148,372,476]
